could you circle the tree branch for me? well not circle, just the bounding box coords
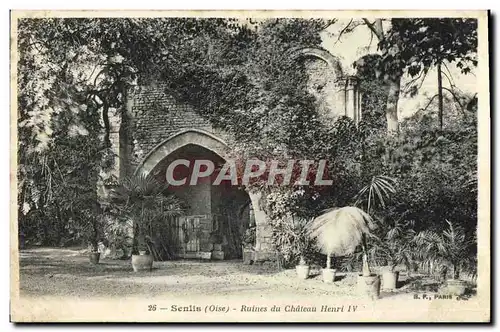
[362,18,384,41]
[334,19,353,45]
[317,19,338,32]
[442,87,465,110]
[418,94,439,113]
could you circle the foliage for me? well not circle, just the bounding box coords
[17,17,342,248]
[264,189,317,266]
[414,220,476,280]
[109,175,185,258]
[241,226,256,249]
[381,18,478,129]
[355,175,397,213]
[366,219,416,271]
[17,17,478,281]
[382,18,478,77]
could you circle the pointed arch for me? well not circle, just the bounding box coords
[134,129,230,177]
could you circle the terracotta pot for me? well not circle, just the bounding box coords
[381,270,399,290]
[322,268,336,283]
[357,274,381,300]
[131,254,153,272]
[446,279,467,296]
[89,252,100,264]
[295,264,310,280]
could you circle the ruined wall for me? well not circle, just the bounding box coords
[108,47,363,260]
[124,83,214,172]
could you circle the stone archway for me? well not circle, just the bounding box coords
[134,129,231,178]
[288,46,362,123]
[288,46,344,78]
[133,129,272,261]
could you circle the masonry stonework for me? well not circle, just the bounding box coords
[107,47,362,261]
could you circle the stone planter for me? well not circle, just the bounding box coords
[446,279,467,296]
[89,252,101,264]
[322,268,336,283]
[199,251,212,260]
[381,270,399,290]
[357,274,381,300]
[242,247,255,265]
[212,250,224,260]
[131,253,153,272]
[295,264,310,280]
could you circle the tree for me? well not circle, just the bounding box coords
[360,18,403,135]
[382,18,478,130]
[16,18,248,244]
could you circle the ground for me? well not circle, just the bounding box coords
[17,247,455,301]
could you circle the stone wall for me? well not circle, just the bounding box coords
[108,46,363,261]
[125,83,214,171]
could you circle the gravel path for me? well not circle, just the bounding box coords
[18,248,421,300]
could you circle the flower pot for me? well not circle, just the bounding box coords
[322,268,336,283]
[446,279,467,296]
[357,274,381,300]
[381,270,399,290]
[89,252,100,264]
[131,254,154,272]
[295,264,310,280]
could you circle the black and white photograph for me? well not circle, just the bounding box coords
[10,10,490,322]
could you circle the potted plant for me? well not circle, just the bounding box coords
[241,226,256,265]
[295,255,310,280]
[110,174,184,272]
[280,216,312,280]
[414,220,475,296]
[367,218,416,290]
[310,207,378,297]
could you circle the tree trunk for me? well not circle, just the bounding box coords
[453,264,460,280]
[326,254,331,269]
[362,18,401,136]
[385,76,401,135]
[437,61,444,130]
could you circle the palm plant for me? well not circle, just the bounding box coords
[274,215,313,266]
[414,220,476,281]
[355,175,397,213]
[366,218,416,272]
[308,206,376,275]
[109,174,184,259]
[354,175,397,274]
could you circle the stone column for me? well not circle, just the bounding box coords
[345,76,361,123]
[248,191,274,261]
[334,78,347,118]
